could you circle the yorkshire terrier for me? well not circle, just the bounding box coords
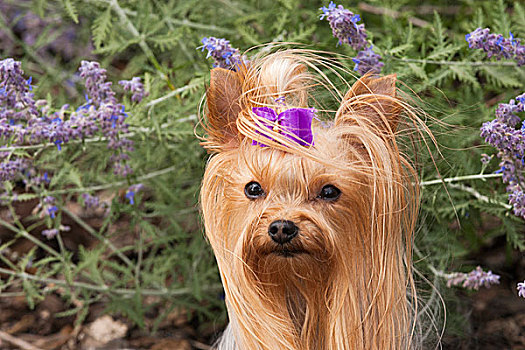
[200,50,426,349]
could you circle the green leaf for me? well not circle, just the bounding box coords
[34,0,46,18]
[408,63,427,80]
[503,217,525,250]
[388,43,413,56]
[493,0,511,35]
[61,0,79,23]
[22,279,44,309]
[50,163,70,188]
[93,37,141,55]
[513,3,525,38]
[480,66,522,88]
[92,7,113,49]
[14,193,39,202]
[68,167,83,188]
[427,67,452,87]
[149,30,184,52]
[277,0,297,10]
[449,65,479,88]
[427,44,459,60]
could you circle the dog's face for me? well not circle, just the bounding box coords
[205,129,375,286]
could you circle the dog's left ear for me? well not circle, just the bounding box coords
[335,74,402,132]
[204,68,244,151]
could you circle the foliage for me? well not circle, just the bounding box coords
[0,0,524,342]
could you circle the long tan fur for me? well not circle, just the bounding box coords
[200,50,427,349]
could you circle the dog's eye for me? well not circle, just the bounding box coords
[318,184,341,201]
[244,181,265,199]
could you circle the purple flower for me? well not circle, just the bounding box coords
[82,193,100,209]
[447,266,501,290]
[495,99,521,127]
[78,61,116,105]
[352,46,384,75]
[518,281,525,298]
[36,196,59,219]
[480,153,492,165]
[320,2,367,50]
[1,58,136,184]
[41,228,59,239]
[199,37,243,69]
[125,183,144,205]
[466,28,525,66]
[119,77,148,103]
[77,61,134,177]
[509,188,525,218]
[0,158,28,182]
[480,91,525,218]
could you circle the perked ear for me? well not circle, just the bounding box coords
[335,73,402,132]
[204,68,244,151]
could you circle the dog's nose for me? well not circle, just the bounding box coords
[268,220,298,244]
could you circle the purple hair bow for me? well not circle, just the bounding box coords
[251,107,315,147]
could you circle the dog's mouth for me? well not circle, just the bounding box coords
[272,247,306,258]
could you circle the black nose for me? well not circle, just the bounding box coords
[268,220,298,244]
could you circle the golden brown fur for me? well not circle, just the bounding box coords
[200,50,426,349]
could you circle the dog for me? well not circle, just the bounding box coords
[200,50,426,349]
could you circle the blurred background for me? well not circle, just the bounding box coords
[0,0,524,349]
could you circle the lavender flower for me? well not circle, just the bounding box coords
[480,153,492,165]
[518,281,525,298]
[495,99,522,127]
[41,228,59,239]
[125,183,144,205]
[319,2,383,75]
[200,37,242,69]
[0,158,28,182]
[79,61,116,105]
[320,2,367,50]
[509,189,525,218]
[446,266,501,290]
[119,77,148,103]
[40,196,58,219]
[466,28,525,66]
[82,193,100,209]
[352,46,384,75]
[1,58,137,182]
[73,61,134,176]
[480,91,525,218]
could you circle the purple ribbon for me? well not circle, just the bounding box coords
[251,107,315,147]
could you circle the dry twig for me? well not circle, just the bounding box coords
[0,330,43,350]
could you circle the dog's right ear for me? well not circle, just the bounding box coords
[204,68,244,151]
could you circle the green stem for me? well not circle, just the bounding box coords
[420,172,502,186]
[447,182,512,209]
[0,267,222,297]
[0,209,62,260]
[107,0,175,90]
[1,166,178,202]
[390,56,518,67]
[145,83,199,107]
[61,207,134,268]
